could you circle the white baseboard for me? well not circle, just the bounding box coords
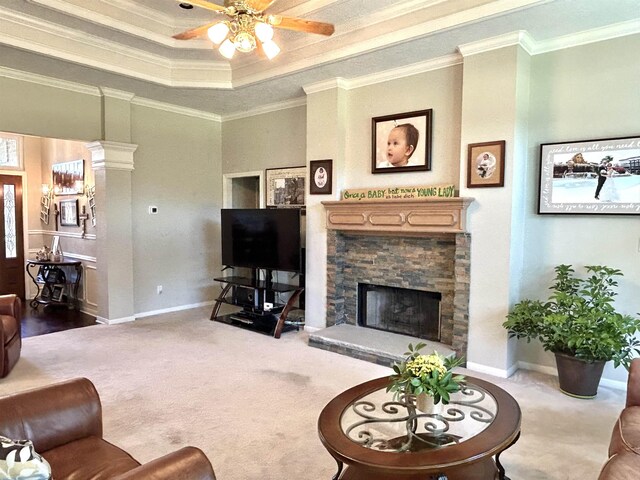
[466,361,518,379]
[304,325,322,333]
[135,300,215,319]
[599,377,627,391]
[517,360,557,377]
[96,315,135,325]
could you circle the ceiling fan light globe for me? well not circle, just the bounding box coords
[254,22,274,42]
[207,22,230,44]
[219,39,236,59]
[234,31,256,52]
[262,40,280,60]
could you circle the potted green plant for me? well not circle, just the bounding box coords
[387,343,465,413]
[503,264,640,398]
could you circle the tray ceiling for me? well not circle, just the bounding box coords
[0,0,639,116]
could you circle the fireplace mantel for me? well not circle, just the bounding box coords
[321,197,474,234]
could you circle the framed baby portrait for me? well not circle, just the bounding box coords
[371,109,432,174]
[538,135,640,215]
[309,159,332,195]
[467,140,506,188]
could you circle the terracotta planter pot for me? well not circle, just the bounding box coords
[554,352,606,399]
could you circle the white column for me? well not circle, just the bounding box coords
[86,140,137,324]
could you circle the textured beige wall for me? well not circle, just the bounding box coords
[131,105,222,313]
[221,106,306,174]
[343,66,463,190]
[0,77,223,316]
[521,34,640,383]
[458,45,531,375]
[0,77,101,141]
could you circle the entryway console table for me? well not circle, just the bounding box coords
[26,258,82,310]
[210,276,304,338]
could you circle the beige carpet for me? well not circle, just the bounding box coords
[1,306,625,480]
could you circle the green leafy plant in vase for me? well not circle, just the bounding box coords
[387,343,465,413]
[502,264,640,398]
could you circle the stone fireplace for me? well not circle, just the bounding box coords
[322,198,472,359]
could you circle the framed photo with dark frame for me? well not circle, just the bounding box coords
[467,140,506,188]
[265,166,306,208]
[309,159,333,195]
[371,109,432,174]
[59,199,79,226]
[538,135,640,215]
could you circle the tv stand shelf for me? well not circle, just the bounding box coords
[211,276,304,338]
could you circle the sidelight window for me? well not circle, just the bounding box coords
[4,184,17,258]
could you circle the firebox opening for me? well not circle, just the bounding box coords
[357,283,441,341]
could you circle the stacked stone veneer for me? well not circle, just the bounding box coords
[326,231,471,359]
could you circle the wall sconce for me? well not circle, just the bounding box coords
[41,184,51,195]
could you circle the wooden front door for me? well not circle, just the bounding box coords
[0,175,25,298]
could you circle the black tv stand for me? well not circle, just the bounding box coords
[210,276,304,338]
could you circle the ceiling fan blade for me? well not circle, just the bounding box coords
[173,22,217,40]
[177,0,226,14]
[268,15,335,36]
[246,0,277,11]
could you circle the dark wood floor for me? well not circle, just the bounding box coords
[21,302,97,338]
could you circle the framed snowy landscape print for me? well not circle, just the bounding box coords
[538,135,640,215]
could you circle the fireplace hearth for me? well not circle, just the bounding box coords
[358,283,441,341]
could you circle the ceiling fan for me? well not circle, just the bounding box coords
[173,0,335,60]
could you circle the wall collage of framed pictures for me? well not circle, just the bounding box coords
[42,159,98,233]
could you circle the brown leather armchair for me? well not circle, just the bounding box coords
[599,358,640,479]
[0,293,21,378]
[0,377,217,479]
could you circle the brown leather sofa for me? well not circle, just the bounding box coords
[0,293,21,378]
[0,377,217,479]
[599,358,640,479]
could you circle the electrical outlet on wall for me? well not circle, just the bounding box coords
[157,285,163,294]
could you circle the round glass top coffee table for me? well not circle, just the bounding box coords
[318,376,521,480]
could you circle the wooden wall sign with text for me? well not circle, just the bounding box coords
[341,184,455,201]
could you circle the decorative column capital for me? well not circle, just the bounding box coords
[86,140,138,171]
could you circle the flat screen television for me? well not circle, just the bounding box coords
[221,208,302,273]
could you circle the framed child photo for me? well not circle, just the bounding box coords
[371,109,432,174]
[538,135,640,215]
[467,140,506,188]
[309,159,332,195]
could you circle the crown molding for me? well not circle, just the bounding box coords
[0,6,231,88]
[131,97,221,122]
[348,54,462,90]
[0,66,101,96]
[302,53,461,96]
[26,0,211,43]
[458,31,536,57]
[534,19,640,54]
[1,65,220,120]
[222,97,306,122]
[303,78,350,95]
[99,87,135,101]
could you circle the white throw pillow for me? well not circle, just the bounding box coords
[0,435,51,480]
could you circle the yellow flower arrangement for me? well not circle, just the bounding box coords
[387,343,465,405]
